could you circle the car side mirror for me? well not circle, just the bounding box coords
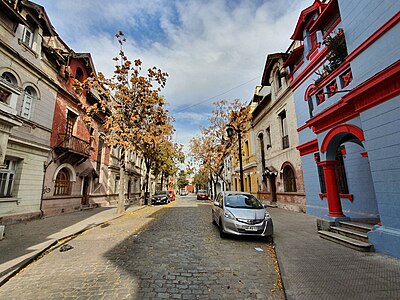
[263,204,268,209]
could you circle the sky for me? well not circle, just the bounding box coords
[34,0,311,155]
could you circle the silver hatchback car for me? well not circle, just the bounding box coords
[212,191,273,241]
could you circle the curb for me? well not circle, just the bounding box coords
[0,205,148,287]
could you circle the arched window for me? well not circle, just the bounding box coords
[273,68,282,92]
[54,168,71,195]
[21,86,37,119]
[307,95,314,118]
[1,72,17,86]
[305,85,315,118]
[283,165,297,192]
[258,133,266,172]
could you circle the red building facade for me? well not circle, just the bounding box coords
[42,45,111,216]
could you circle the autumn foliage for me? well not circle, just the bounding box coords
[189,99,251,195]
[76,32,177,212]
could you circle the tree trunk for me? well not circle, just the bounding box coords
[213,174,217,200]
[117,158,125,214]
[144,159,151,205]
[160,172,164,190]
[209,172,214,200]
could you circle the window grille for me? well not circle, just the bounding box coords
[283,165,297,192]
[54,168,71,195]
[335,146,349,194]
[315,153,326,193]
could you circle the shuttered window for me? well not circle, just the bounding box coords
[22,27,33,47]
[22,86,36,119]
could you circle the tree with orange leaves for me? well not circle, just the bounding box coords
[76,32,172,213]
[189,99,251,197]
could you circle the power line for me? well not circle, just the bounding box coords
[172,75,260,114]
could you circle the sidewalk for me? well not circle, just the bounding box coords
[269,207,400,300]
[0,204,146,285]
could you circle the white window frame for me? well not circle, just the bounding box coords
[1,72,18,86]
[0,159,17,197]
[22,26,33,48]
[21,86,36,119]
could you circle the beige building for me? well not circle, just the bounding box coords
[252,53,306,212]
[0,1,59,222]
[107,147,145,206]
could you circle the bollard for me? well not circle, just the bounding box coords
[0,225,5,240]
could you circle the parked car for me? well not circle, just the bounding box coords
[151,191,170,205]
[168,190,176,201]
[212,191,273,241]
[197,190,209,200]
[180,190,188,196]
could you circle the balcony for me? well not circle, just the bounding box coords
[54,134,90,165]
[282,135,289,149]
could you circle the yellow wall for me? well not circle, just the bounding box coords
[231,129,258,195]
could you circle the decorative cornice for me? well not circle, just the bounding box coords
[290,46,329,91]
[296,139,318,156]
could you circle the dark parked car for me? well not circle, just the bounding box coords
[151,191,170,205]
[197,190,209,200]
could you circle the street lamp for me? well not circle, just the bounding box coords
[226,124,244,192]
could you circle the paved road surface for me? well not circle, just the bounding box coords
[0,196,283,299]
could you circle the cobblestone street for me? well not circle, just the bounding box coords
[0,196,283,299]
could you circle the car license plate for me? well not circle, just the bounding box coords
[244,226,258,231]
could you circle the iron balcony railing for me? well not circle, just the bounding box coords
[282,135,289,149]
[56,134,90,156]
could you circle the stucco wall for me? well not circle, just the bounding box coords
[301,153,327,217]
[0,141,48,217]
[339,142,378,218]
[362,96,400,229]
[338,1,400,57]
[252,58,305,211]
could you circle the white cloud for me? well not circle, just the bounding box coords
[35,0,312,152]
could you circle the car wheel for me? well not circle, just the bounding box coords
[219,219,226,238]
[264,235,273,243]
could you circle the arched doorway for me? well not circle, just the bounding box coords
[319,124,378,219]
